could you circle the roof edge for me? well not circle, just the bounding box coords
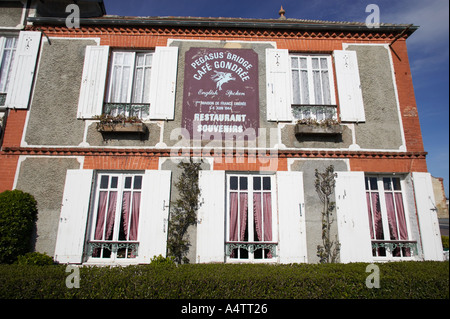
[27,16,418,36]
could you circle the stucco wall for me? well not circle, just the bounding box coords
[0,1,24,28]
[289,159,348,263]
[346,44,404,150]
[15,157,81,256]
[24,38,96,146]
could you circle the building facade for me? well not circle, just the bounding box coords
[0,0,444,264]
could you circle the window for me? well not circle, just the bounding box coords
[104,51,153,118]
[226,174,277,262]
[290,54,337,121]
[365,176,416,258]
[88,173,143,261]
[0,37,18,96]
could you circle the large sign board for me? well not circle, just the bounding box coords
[182,47,259,139]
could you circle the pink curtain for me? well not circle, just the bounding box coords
[253,193,262,241]
[105,191,117,240]
[239,193,248,241]
[129,192,141,241]
[94,191,108,240]
[229,192,238,241]
[394,193,408,240]
[263,193,272,242]
[122,191,131,239]
[371,193,384,240]
[385,193,399,240]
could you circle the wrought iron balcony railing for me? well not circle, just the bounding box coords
[371,240,418,258]
[292,104,338,121]
[87,240,139,259]
[104,102,150,119]
[225,241,278,258]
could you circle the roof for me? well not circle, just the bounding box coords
[28,15,418,36]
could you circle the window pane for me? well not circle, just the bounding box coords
[300,57,307,69]
[369,177,378,190]
[292,69,300,104]
[253,177,261,190]
[111,176,118,189]
[291,57,298,69]
[134,176,142,189]
[365,177,369,190]
[240,177,248,190]
[300,70,309,104]
[320,58,328,69]
[392,178,401,191]
[321,70,331,105]
[124,176,132,189]
[230,176,238,190]
[263,177,271,190]
[313,70,322,104]
[383,178,392,191]
[312,58,319,69]
[100,175,109,189]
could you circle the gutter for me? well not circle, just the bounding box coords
[27,16,418,36]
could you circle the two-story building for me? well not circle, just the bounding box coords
[0,0,444,264]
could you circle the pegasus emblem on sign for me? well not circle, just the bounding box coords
[211,71,236,91]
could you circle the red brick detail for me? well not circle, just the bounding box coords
[350,157,427,173]
[0,154,19,193]
[2,110,27,148]
[389,40,424,152]
[83,155,159,170]
[213,156,287,171]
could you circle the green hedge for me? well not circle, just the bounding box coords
[0,262,448,299]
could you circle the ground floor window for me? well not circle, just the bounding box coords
[365,175,416,258]
[226,174,277,262]
[88,173,143,261]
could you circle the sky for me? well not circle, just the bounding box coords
[104,0,449,196]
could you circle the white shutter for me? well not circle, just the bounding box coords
[77,45,109,118]
[148,46,178,120]
[138,170,172,262]
[196,170,226,263]
[412,172,444,261]
[333,50,365,122]
[54,169,93,264]
[265,48,293,121]
[277,171,307,263]
[335,171,373,263]
[4,31,41,109]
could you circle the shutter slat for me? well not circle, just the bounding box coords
[148,46,178,120]
[412,172,444,261]
[277,171,307,263]
[335,171,373,263]
[196,170,225,263]
[77,45,109,119]
[5,31,41,109]
[265,48,292,121]
[54,169,93,264]
[333,50,365,122]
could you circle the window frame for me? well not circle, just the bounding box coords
[365,175,416,260]
[86,171,145,264]
[225,173,278,263]
[104,50,154,119]
[0,36,18,94]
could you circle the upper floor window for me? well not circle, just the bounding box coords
[0,37,18,95]
[290,54,337,121]
[104,51,154,119]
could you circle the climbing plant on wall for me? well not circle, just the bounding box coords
[167,158,202,264]
[315,165,340,263]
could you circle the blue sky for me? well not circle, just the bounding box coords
[104,0,449,196]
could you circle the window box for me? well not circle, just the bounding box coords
[97,122,147,134]
[95,114,147,134]
[294,122,343,137]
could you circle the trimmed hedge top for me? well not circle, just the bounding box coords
[0,262,448,299]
